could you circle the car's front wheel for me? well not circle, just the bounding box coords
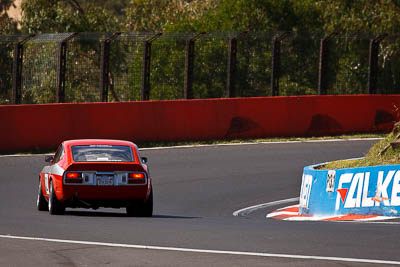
[48,180,65,215]
[37,179,48,211]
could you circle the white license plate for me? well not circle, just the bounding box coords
[97,176,114,186]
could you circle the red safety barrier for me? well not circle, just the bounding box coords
[1,95,399,152]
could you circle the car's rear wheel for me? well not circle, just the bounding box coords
[48,180,65,215]
[37,179,48,211]
[126,188,153,217]
[141,188,153,217]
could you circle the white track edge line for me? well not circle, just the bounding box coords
[330,218,400,224]
[0,138,382,158]
[233,197,299,217]
[285,216,331,221]
[0,234,399,265]
[337,220,400,224]
[354,216,399,222]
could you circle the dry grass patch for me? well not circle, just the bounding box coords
[320,126,400,169]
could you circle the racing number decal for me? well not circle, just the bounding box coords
[44,174,50,195]
[326,170,336,192]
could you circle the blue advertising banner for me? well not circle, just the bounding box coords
[299,162,400,217]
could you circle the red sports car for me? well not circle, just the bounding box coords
[37,139,153,216]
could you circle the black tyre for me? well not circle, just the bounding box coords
[37,179,48,211]
[141,188,153,217]
[126,201,138,217]
[126,188,153,217]
[48,180,65,215]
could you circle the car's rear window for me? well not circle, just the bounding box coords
[71,145,134,162]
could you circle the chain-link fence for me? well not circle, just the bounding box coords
[280,32,322,96]
[150,33,188,100]
[0,31,399,104]
[236,32,274,97]
[0,35,18,105]
[193,32,229,99]
[327,33,371,95]
[21,33,67,104]
[377,34,400,95]
[109,32,150,102]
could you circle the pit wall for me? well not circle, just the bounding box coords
[1,95,399,152]
[299,163,400,217]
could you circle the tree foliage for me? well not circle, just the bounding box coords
[20,0,122,33]
[124,0,218,32]
[1,0,400,103]
[166,0,322,32]
[314,0,400,94]
[0,0,18,33]
[316,0,400,33]
[0,0,18,104]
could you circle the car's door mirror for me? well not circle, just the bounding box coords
[141,157,148,164]
[45,155,53,163]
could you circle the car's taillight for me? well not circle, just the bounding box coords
[129,173,144,179]
[128,173,145,184]
[65,172,83,184]
[66,172,82,178]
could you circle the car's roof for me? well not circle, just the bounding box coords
[63,139,136,147]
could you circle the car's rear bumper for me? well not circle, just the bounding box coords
[60,184,149,202]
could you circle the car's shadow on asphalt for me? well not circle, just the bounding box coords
[64,210,200,219]
[153,214,200,219]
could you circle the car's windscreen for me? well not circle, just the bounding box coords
[71,145,134,162]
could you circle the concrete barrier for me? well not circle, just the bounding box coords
[299,162,400,217]
[1,95,400,152]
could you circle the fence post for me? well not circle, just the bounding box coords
[318,33,336,95]
[184,33,204,99]
[270,32,289,96]
[317,37,329,95]
[12,42,23,104]
[270,36,280,96]
[226,37,237,98]
[100,40,110,102]
[56,33,76,103]
[141,41,151,101]
[227,31,248,98]
[184,39,195,99]
[141,33,161,101]
[12,35,33,104]
[100,32,121,102]
[367,34,386,94]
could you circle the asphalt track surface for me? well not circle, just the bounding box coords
[1,139,400,266]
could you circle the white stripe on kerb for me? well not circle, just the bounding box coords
[266,211,298,218]
[0,234,399,265]
[233,197,299,217]
[277,204,299,210]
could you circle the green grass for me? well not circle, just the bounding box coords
[136,133,385,147]
[0,133,386,156]
[320,131,400,169]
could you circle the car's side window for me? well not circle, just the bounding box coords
[53,145,64,163]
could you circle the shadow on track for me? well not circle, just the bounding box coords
[64,210,199,219]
